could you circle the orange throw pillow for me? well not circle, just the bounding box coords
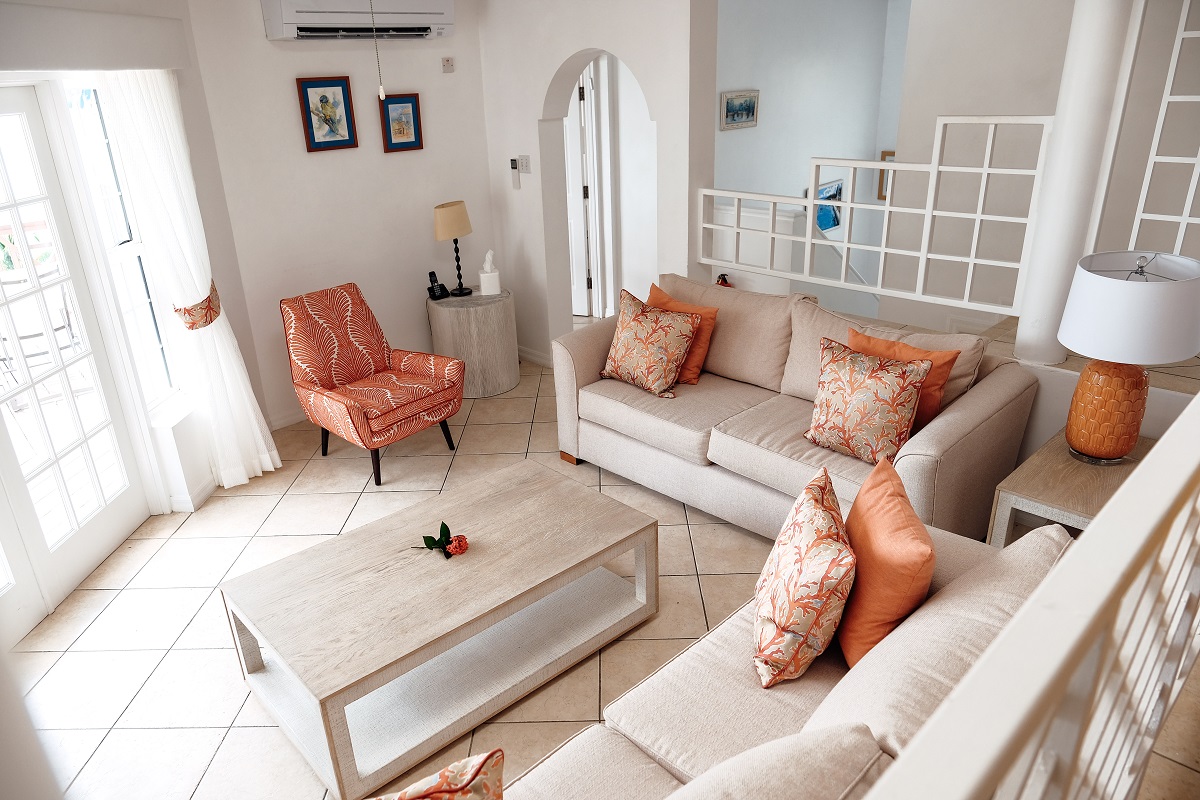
[837,460,935,667]
[647,283,719,384]
[848,329,959,432]
[373,749,503,799]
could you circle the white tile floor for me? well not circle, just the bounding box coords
[11,359,1200,798]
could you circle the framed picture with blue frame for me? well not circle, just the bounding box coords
[816,179,844,232]
[380,93,424,153]
[296,76,358,152]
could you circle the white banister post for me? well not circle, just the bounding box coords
[1014,0,1137,365]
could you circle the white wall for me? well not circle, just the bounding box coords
[187,0,496,426]
[714,0,891,197]
[475,0,694,362]
[875,0,911,154]
[614,59,658,301]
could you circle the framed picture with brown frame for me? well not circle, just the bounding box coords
[296,76,358,152]
[877,150,896,201]
[379,93,424,153]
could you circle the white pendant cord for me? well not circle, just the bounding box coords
[370,0,384,100]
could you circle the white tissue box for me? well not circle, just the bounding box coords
[479,270,501,295]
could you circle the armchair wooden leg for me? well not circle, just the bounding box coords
[439,420,456,451]
[560,451,580,465]
[320,428,329,457]
[370,448,381,486]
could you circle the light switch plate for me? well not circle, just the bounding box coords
[518,155,532,174]
[441,57,455,73]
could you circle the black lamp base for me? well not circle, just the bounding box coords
[449,286,473,297]
[449,237,472,297]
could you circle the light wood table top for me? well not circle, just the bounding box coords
[987,429,1156,547]
[221,459,655,701]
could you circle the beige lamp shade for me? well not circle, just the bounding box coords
[434,200,472,241]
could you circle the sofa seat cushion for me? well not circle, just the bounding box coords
[666,723,891,800]
[801,524,1073,756]
[579,373,777,466]
[339,371,461,433]
[505,724,681,800]
[603,602,848,781]
[708,394,875,504]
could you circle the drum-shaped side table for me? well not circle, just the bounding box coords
[426,288,520,398]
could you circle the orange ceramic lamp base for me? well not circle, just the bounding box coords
[1065,360,1149,464]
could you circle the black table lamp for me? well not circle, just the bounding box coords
[434,200,473,297]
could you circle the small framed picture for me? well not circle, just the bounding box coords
[296,76,357,152]
[720,90,759,131]
[816,179,843,232]
[877,150,896,201]
[380,93,424,153]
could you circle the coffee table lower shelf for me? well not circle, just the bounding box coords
[231,567,652,799]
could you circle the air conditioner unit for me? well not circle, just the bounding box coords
[262,0,454,40]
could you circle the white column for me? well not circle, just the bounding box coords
[1014,0,1137,364]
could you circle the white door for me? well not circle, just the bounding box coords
[0,86,148,648]
[565,77,591,317]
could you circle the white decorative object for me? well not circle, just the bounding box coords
[479,249,500,295]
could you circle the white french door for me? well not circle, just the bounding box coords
[0,86,148,649]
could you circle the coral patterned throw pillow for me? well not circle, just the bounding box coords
[753,468,856,688]
[805,338,932,464]
[602,290,702,398]
[371,749,503,800]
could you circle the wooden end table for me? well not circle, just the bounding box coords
[220,460,657,800]
[986,428,1156,548]
[426,288,520,398]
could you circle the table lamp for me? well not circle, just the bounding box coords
[1056,250,1200,464]
[434,200,473,297]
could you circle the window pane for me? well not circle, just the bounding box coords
[89,427,126,501]
[27,467,72,546]
[60,446,100,522]
[9,294,54,377]
[36,374,81,454]
[64,87,131,248]
[66,358,108,433]
[0,308,26,395]
[0,208,32,298]
[0,114,42,201]
[43,282,86,361]
[1,389,50,475]
[18,202,65,282]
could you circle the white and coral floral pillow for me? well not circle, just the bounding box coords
[753,468,856,688]
[601,290,702,398]
[804,338,932,464]
[372,749,503,800]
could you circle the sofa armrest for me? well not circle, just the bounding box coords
[553,317,619,457]
[390,349,466,387]
[293,381,370,448]
[893,361,1038,541]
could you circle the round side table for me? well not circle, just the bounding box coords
[426,288,520,398]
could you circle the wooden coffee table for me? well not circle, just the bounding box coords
[220,460,658,800]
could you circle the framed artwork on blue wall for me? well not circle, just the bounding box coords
[296,76,358,152]
[380,93,424,153]
[816,179,844,232]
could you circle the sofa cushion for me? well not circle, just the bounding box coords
[754,468,855,688]
[801,524,1072,756]
[603,602,849,781]
[374,749,503,799]
[580,373,776,466]
[505,724,681,800]
[858,325,986,408]
[648,283,719,385]
[602,290,702,398]
[847,329,960,432]
[658,273,797,392]
[708,394,875,504]
[666,723,891,800]
[804,338,931,465]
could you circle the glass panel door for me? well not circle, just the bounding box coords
[0,85,148,648]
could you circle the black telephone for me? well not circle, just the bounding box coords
[427,271,451,301]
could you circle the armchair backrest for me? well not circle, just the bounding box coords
[280,283,390,390]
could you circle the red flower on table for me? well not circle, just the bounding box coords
[446,535,469,556]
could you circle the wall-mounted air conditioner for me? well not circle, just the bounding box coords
[261,0,454,41]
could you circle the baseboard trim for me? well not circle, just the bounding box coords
[518,346,553,369]
[268,407,309,432]
[174,475,217,513]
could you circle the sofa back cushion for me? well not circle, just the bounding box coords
[858,326,986,408]
[801,524,1072,756]
[665,722,890,800]
[658,274,798,392]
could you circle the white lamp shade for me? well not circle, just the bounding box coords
[433,200,472,241]
[1057,251,1200,365]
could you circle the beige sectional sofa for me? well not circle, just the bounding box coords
[553,274,1039,541]
[504,524,1073,799]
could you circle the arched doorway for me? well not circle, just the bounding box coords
[538,50,657,343]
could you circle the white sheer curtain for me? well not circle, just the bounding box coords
[100,70,280,487]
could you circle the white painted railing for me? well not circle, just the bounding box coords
[868,391,1200,799]
[699,116,1052,315]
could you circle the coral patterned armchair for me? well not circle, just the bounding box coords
[280,283,465,485]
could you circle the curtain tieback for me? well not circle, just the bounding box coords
[174,279,223,330]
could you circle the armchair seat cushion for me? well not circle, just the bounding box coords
[338,371,462,433]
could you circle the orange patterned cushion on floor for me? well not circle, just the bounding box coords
[805,338,932,464]
[602,290,702,398]
[373,749,504,800]
[753,468,856,688]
